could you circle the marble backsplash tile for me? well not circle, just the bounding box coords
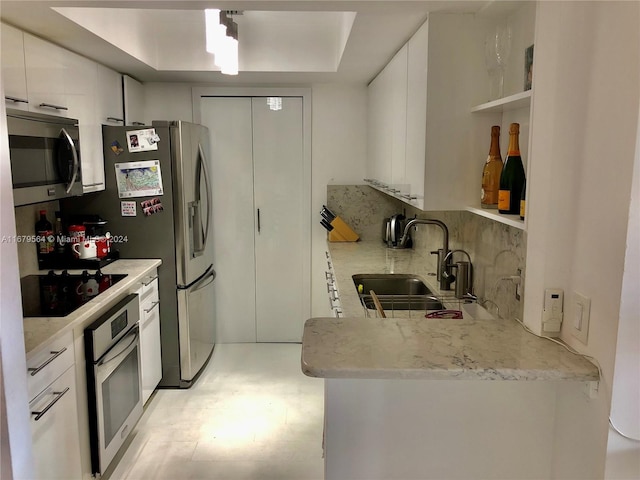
[327,185,526,320]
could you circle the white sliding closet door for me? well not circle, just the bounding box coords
[200,96,307,343]
[252,97,305,342]
[201,97,256,342]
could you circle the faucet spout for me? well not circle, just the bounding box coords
[442,249,474,299]
[400,218,452,290]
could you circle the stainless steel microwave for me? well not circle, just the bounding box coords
[7,109,82,206]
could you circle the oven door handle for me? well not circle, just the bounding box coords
[98,327,139,367]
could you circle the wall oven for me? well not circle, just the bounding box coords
[7,108,82,206]
[85,294,142,476]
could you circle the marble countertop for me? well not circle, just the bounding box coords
[301,241,599,381]
[23,259,161,358]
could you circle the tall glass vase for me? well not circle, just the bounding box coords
[485,24,512,101]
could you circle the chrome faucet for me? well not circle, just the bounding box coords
[399,218,453,290]
[442,249,474,299]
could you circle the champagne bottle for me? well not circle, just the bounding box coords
[498,123,526,214]
[481,125,503,209]
[519,179,526,220]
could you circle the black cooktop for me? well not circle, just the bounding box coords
[21,270,127,317]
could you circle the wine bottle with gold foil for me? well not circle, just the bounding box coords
[481,126,503,209]
[498,123,526,214]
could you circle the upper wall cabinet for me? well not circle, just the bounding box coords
[366,4,536,227]
[1,24,129,194]
[23,33,70,116]
[123,74,146,126]
[366,14,487,211]
[1,23,29,110]
[97,64,124,127]
[468,1,536,229]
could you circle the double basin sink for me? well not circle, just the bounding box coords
[353,274,443,311]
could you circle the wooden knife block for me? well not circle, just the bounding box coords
[328,216,359,242]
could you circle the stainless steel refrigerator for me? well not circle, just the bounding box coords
[62,120,215,388]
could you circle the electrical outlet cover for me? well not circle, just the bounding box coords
[571,292,591,344]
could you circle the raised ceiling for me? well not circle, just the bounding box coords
[0,1,488,85]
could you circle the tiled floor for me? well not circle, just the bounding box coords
[107,343,325,480]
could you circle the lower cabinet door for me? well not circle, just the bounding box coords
[140,301,162,404]
[29,366,82,480]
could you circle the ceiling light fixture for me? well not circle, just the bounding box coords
[205,9,239,75]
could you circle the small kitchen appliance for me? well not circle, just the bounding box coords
[7,109,82,206]
[385,213,412,248]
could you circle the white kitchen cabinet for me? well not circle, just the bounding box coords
[403,21,428,204]
[3,25,114,193]
[366,14,491,211]
[123,74,146,126]
[27,331,82,480]
[63,50,107,193]
[135,271,162,405]
[1,23,29,110]
[97,64,125,126]
[366,44,407,190]
[23,33,69,116]
[325,250,342,318]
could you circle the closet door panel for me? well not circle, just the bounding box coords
[252,97,305,342]
[200,97,256,342]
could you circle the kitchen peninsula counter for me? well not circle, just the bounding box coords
[23,259,161,358]
[305,242,601,480]
[302,241,599,382]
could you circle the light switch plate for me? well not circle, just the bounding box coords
[571,292,591,345]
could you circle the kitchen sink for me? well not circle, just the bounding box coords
[352,274,443,311]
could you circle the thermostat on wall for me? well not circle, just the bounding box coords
[542,288,563,336]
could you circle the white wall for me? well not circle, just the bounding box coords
[0,81,34,479]
[605,96,640,479]
[524,2,640,477]
[143,82,194,124]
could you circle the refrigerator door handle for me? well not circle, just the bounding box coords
[192,142,212,257]
[178,264,216,290]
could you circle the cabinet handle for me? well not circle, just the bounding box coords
[131,121,146,126]
[5,96,29,104]
[106,117,124,123]
[39,102,68,111]
[28,348,67,377]
[142,275,159,287]
[31,387,70,421]
[257,208,261,233]
[144,301,160,314]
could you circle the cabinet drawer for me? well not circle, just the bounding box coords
[30,366,82,480]
[26,331,74,401]
[138,274,159,303]
[141,286,160,322]
[140,302,162,404]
